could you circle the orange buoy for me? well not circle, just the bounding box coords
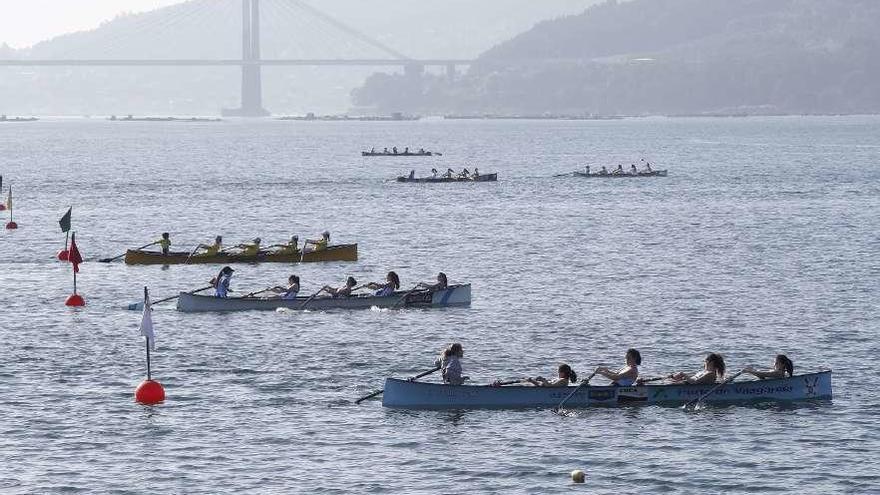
[57,250,70,261]
[5,221,17,229]
[135,379,165,404]
[65,294,85,306]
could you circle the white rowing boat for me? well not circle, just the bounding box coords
[176,284,471,313]
[381,370,832,409]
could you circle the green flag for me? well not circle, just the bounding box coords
[59,207,71,233]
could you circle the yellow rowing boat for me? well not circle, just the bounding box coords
[123,244,358,265]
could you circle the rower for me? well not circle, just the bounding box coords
[268,235,298,255]
[212,266,234,298]
[322,276,357,298]
[404,147,410,154]
[600,166,608,175]
[370,147,375,153]
[472,167,480,178]
[408,170,415,179]
[594,348,641,386]
[419,148,426,154]
[392,146,398,154]
[630,164,638,175]
[383,147,389,154]
[197,235,222,256]
[459,168,471,179]
[367,271,400,297]
[585,165,591,175]
[305,231,330,252]
[431,168,438,178]
[743,354,793,380]
[434,343,467,385]
[233,237,261,256]
[526,364,578,387]
[156,232,171,255]
[445,168,455,178]
[270,275,300,300]
[669,353,726,385]
[418,272,448,291]
[614,164,624,175]
[645,162,653,173]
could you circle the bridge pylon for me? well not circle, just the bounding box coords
[223,0,269,117]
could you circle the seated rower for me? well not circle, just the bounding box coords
[630,164,638,175]
[408,170,415,179]
[154,232,171,255]
[431,168,439,178]
[417,272,448,291]
[369,147,375,153]
[459,168,471,179]
[212,266,234,298]
[613,164,624,175]
[594,348,641,386]
[392,146,399,154]
[743,354,793,380]
[404,147,410,154]
[267,235,299,255]
[269,275,300,300]
[322,276,357,298]
[419,148,426,154]
[232,237,261,256]
[304,231,330,252]
[383,147,389,154]
[599,166,608,175]
[644,162,653,173]
[669,353,726,385]
[196,235,223,256]
[367,271,400,297]
[434,343,467,385]
[445,168,455,179]
[526,364,578,387]
[585,165,591,175]
[472,167,480,178]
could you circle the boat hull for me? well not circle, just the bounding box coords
[177,283,471,313]
[363,151,440,157]
[381,371,832,409]
[396,173,497,183]
[123,244,358,265]
[574,170,667,178]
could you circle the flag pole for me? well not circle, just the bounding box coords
[73,263,77,294]
[144,286,152,380]
[64,231,69,251]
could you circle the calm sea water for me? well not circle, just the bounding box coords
[1,116,878,494]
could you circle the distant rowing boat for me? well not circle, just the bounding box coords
[123,244,357,265]
[381,370,832,409]
[574,170,668,178]
[396,173,497,183]
[176,284,471,313]
[362,151,442,157]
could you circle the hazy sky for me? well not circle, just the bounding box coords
[0,0,180,48]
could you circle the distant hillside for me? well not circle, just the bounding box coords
[353,0,880,115]
[0,0,596,115]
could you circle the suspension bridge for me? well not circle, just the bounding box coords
[0,0,474,116]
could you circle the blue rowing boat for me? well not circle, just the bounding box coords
[381,371,832,409]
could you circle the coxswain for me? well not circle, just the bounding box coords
[743,354,794,380]
[212,266,234,298]
[668,353,726,385]
[305,231,330,252]
[270,275,300,300]
[322,276,357,298]
[594,348,641,386]
[367,271,400,297]
[526,364,577,387]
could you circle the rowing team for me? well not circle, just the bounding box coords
[431,346,796,387]
[372,147,430,154]
[210,269,450,300]
[586,162,655,175]
[144,231,333,256]
[408,167,481,179]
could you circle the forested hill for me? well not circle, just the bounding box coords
[353,0,880,115]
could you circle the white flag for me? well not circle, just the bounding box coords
[139,291,156,351]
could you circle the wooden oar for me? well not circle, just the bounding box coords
[488,378,527,387]
[125,285,213,310]
[553,172,575,177]
[636,375,672,384]
[683,370,744,411]
[183,244,202,264]
[241,286,278,299]
[297,287,327,310]
[100,241,156,263]
[355,366,441,404]
[391,283,424,310]
[553,370,597,414]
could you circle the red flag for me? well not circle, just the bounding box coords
[69,232,83,273]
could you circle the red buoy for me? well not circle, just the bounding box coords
[57,250,70,261]
[65,294,85,306]
[135,379,165,404]
[0,204,6,211]
[5,221,17,229]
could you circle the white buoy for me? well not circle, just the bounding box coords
[571,470,585,484]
